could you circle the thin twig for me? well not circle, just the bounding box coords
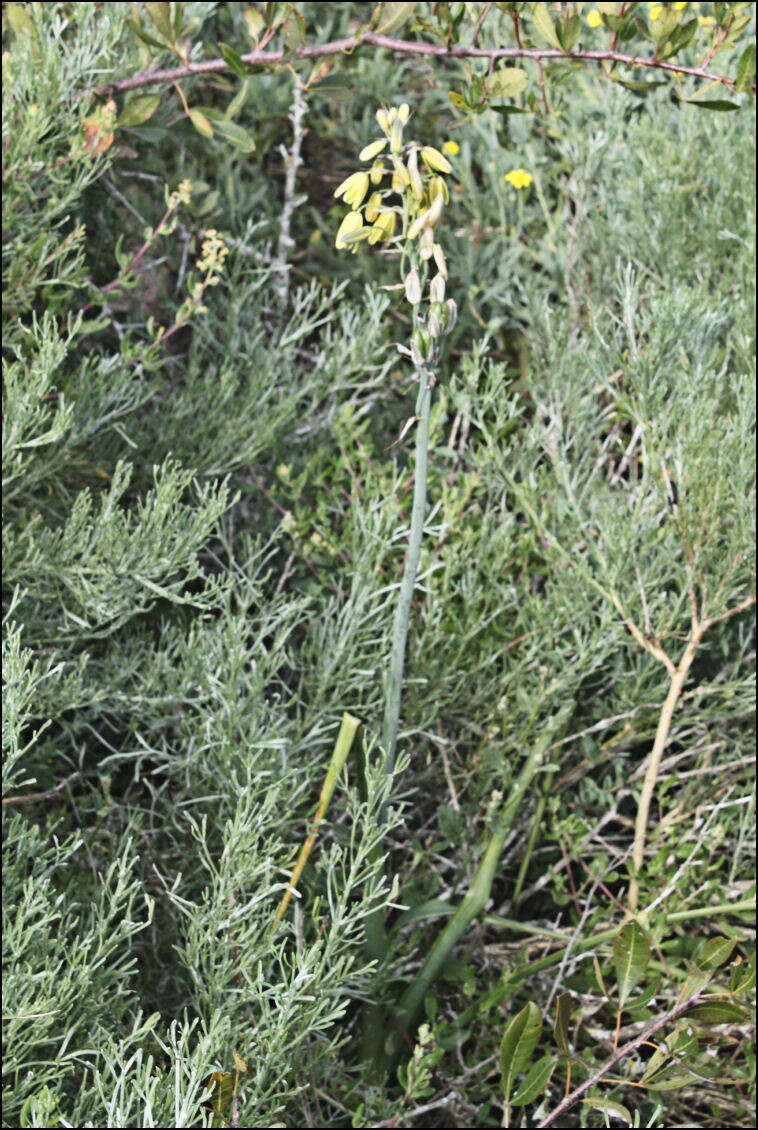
[274,82,307,306]
[3,771,80,806]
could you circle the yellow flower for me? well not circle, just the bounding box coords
[586,10,603,28]
[370,163,386,186]
[698,14,714,26]
[675,2,687,9]
[649,4,662,20]
[376,108,391,134]
[335,210,363,250]
[505,168,533,190]
[442,140,459,156]
[428,176,449,205]
[334,171,370,208]
[420,146,453,174]
[368,209,397,244]
[359,138,387,161]
[364,192,383,223]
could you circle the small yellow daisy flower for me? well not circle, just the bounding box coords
[505,168,533,190]
[586,10,603,28]
[442,140,459,156]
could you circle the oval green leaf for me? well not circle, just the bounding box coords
[500,1001,542,1102]
[613,921,650,1008]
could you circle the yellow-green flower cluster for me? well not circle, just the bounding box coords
[168,178,193,209]
[196,229,228,285]
[333,103,455,254]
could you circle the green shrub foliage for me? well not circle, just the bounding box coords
[3,3,755,1127]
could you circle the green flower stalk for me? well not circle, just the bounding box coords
[333,104,457,980]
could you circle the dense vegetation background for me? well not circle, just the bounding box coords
[3,3,755,1127]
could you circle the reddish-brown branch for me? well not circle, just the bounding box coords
[538,986,706,1127]
[89,34,742,99]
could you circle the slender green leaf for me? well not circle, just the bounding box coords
[730,951,756,994]
[500,1002,542,1102]
[697,936,736,972]
[553,993,572,1056]
[613,921,650,1008]
[117,93,161,129]
[219,42,248,77]
[735,44,756,93]
[188,108,214,138]
[511,1053,556,1106]
[529,2,562,50]
[582,1095,632,1124]
[682,1000,747,1024]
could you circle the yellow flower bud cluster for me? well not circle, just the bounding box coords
[169,178,194,209]
[332,103,456,255]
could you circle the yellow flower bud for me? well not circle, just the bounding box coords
[405,267,422,305]
[428,176,449,205]
[359,138,387,161]
[335,210,363,249]
[391,155,410,188]
[420,146,452,174]
[334,171,370,208]
[442,140,459,156]
[376,108,391,134]
[370,163,387,185]
[407,148,424,201]
[390,117,404,154]
[397,102,410,124]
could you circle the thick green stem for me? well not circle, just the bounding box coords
[363,372,433,1060]
[381,374,433,805]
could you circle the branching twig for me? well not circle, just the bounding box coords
[89,35,744,99]
[537,987,706,1127]
[274,82,307,307]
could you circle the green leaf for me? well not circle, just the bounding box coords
[395,899,455,929]
[625,975,661,1014]
[500,1001,542,1102]
[6,2,38,40]
[736,44,756,93]
[188,108,214,138]
[684,98,742,111]
[282,10,306,50]
[144,2,173,41]
[511,1053,556,1106]
[613,921,650,1008]
[682,1000,747,1024]
[553,993,572,1056]
[126,18,168,51]
[117,93,161,128]
[647,1075,692,1091]
[582,1095,632,1124]
[730,951,756,994]
[697,936,736,972]
[212,118,256,153]
[375,2,416,35]
[558,12,582,53]
[243,5,265,40]
[529,2,562,50]
[219,42,248,77]
[207,1071,234,1115]
[489,67,529,99]
[226,79,251,120]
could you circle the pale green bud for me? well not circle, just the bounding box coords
[445,298,457,331]
[433,244,448,278]
[397,102,410,124]
[376,108,391,134]
[391,155,410,188]
[390,116,404,154]
[429,273,446,303]
[405,267,421,305]
[368,209,397,244]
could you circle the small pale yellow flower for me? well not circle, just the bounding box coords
[368,210,397,244]
[335,210,363,249]
[442,140,459,156]
[674,2,686,9]
[428,176,449,205]
[370,163,386,185]
[698,14,714,26]
[407,148,424,200]
[376,108,391,134]
[505,168,533,190]
[586,9,602,28]
[649,4,662,20]
[364,192,383,222]
[397,102,410,124]
[334,171,370,208]
[420,146,452,175]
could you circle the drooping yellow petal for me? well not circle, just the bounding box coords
[420,146,452,174]
[335,210,363,249]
